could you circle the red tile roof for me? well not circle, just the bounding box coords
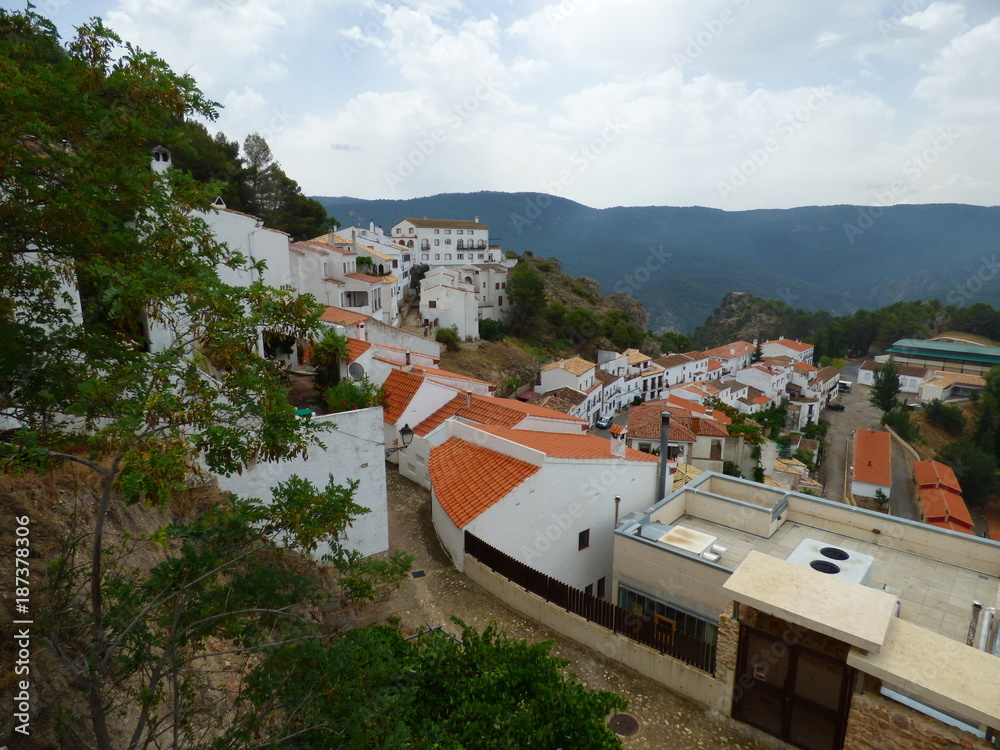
[414,391,586,437]
[429,439,539,527]
[470,424,659,462]
[345,272,383,283]
[626,405,698,443]
[766,338,814,353]
[411,365,493,388]
[703,341,754,360]
[346,337,372,363]
[320,306,370,326]
[853,430,892,487]
[913,460,961,493]
[918,487,974,533]
[382,369,424,424]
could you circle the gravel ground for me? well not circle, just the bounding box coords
[370,466,783,750]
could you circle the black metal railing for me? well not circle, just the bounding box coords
[465,532,716,673]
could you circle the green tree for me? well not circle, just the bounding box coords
[311,327,349,389]
[325,377,385,413]
[935,438,997,510]
[506,261,547,335]
[751,339,763,363]
[923,398,966,435]
[870,359,902,416]
[230,618,627,749]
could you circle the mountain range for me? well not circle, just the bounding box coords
[313,192,1000,333]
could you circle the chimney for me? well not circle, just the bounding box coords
[475,215,479,223]
[357,322,366,342]
[405,349,411,366]
[465,391,472,409]
[657,411,672,500]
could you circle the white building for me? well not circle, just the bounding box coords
[420,267,480,340]
[760,338,815,363]
[699,341,755,377]
[391,217,500,265]
[858,360,929,394]
[214,407,389,559]
[290,240,389,323]
[852,429,892,499]
[430,420,660,593]
[734,363,790,401]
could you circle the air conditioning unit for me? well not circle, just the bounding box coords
[785,538,874,586]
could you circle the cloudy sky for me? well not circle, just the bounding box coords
[16,0,1000,210]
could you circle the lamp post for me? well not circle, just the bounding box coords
[385,424,414,457]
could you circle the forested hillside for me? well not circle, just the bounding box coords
[315,192,1000,332]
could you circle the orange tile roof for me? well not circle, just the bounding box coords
[913,460,962,493]
[429,439,539,527]
[853,430,892,487]
[540,356,595,376]
[346,337,372,364]
[793,362,819,373]
[624,348,651,364]
[918,487,974,533]
[382,369,424,424]
[320,306,370,326]
[414,391,586,437]
[766,338,814,353]
[470,424,660,462]
[626,405,698,443]
[752,395,771,405]
[663,394,732,425]
[400,217,488,230]
[345,272,383,283]
[703,341,754,359]
[609,424,627,436]
[411,365,494,388]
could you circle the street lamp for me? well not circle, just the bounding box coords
[385,423,413,457]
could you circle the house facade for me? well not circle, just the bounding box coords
[391,217,500,265]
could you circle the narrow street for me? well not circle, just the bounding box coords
[819,363,883,503]
[361,468,780,750]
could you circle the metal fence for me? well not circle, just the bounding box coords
[465,532,716,674]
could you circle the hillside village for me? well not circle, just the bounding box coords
[162,146,1000,746]
[9,145,1000,750]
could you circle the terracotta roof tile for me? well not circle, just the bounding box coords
[624,348,651,365]
[429,439,539,527]
[471,424,659,462]
[625,403,698,443]
[382,369,424,424]
[411,365,493,388]
[703,341,754,359]
[853,430,892,487]
[913,460,962,493]
[345,272,383,283]
[346,337,372,364]
[319,306,370,326]
[653,353,694,369]
[540,356,596,376]
[399,217,488,229]
[765,338,814,353]
[859,360,928,378]
[918,486,974,532]
[414,391,586,437]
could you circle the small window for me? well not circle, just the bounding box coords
[597,577,606,598]
[584,584,594,596]
[457,253,464,260]
[445,239,451,245]
[421,253,429,261]
[444,254,451,260]
[498,296,502,306]
[578,529,590,550]
[434,229,440,234]
[444,229,451,234]
[495,282,500,290]
[435,239,440,246]
[434,253,440,260]
[457,229,463,234]
[428,300,437,308]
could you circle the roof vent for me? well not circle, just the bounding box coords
[786,538,874,585]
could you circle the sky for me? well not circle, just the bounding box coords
[12,0,1000,210]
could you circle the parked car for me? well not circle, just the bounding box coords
[595,414,613,429]
[828,403,845,411]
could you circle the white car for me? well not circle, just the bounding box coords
[595,415,613,430]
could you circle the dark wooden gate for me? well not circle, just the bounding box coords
[732,624,855,750]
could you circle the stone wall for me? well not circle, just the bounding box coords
[844,676,994,750]
[715,603,738,687]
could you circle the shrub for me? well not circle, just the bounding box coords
[882,407,920,442]
[479,318,506,342]
[325,378,385,413]
[923,398,966,435]
[436,326,460,351]
[722,461,743,478]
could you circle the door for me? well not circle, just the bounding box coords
[732,625,854,750]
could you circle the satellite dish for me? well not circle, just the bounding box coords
[348,362,365,381]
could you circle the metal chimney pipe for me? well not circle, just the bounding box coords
[976,607,995,652]
[967,601,983,646]
[657,411,671,500]
[989,611,1000,657]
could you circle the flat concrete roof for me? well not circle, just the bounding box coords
[724,552,899,652]
[848,617,1000,727]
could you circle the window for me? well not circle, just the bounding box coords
[421,253,429,261]
[578,529,590,550]
[501,281,506,289]
[445,239,451,245]
[434,229,440,234]
[434,239,440,246]
[457,229,463,234]
[478,253,484,259]
[444,229,451,234]
[434,253,440,260]
[444,254,451,260]
[498,296,502,306]
[597,577,606,598]
[428,300,437,308]
[457,253,464,260]
[395,228,401,234]
[584,584,594,596]
[495,282,500,289]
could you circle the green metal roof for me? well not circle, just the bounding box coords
[887,338,1000,365]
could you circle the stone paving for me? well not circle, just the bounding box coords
[370,467,785,750]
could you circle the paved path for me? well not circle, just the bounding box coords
[819,370,883,502]
[367,468,782,750]
[890,438,920,520]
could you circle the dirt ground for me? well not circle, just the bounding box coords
[365,467,783,750]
